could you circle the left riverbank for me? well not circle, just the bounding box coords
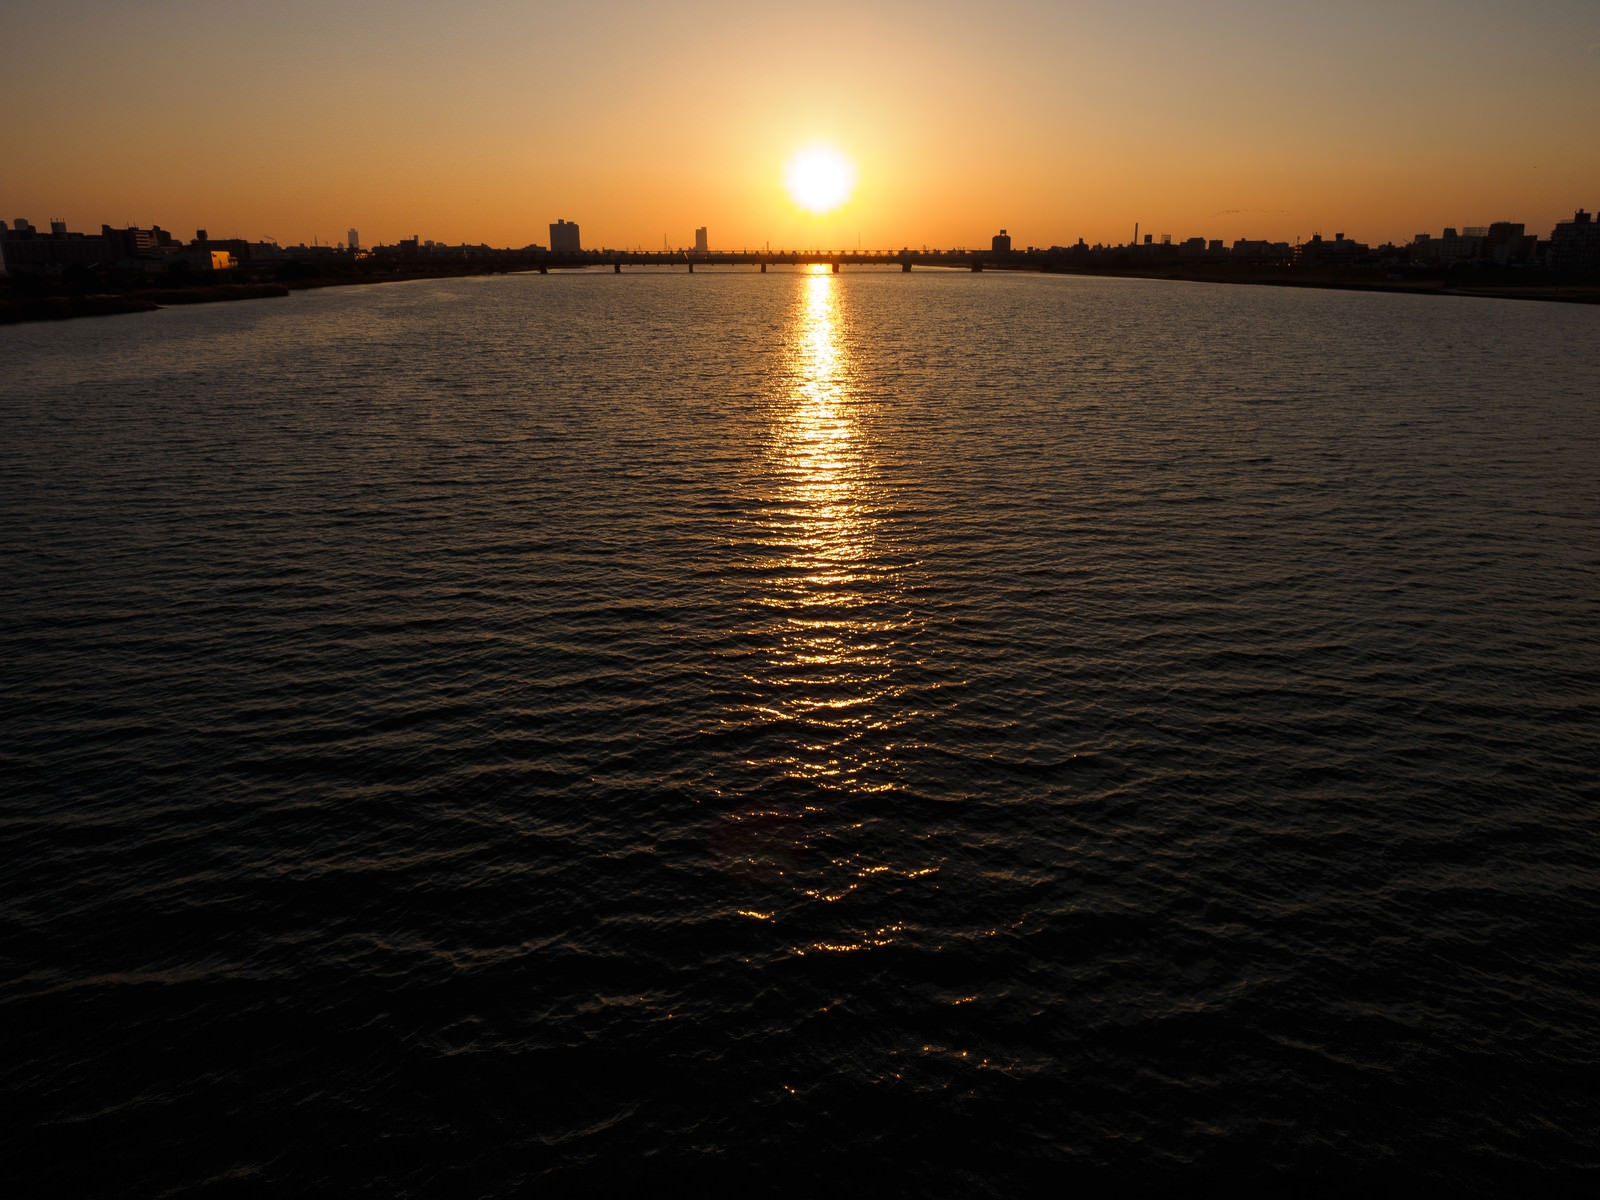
[0,265,538,326]
[0,283,297,324]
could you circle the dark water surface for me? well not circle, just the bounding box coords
[4,270,1599,1192]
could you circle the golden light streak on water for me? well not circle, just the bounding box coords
[723,265,931,910]
[763,267,888,773]
[782,266,867,573]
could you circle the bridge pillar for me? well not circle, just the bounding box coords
[613,262,621,274]
[832,261,839,274]
[901,261,911,273]
[539,264,548,274]
[971,259,984,272]
[760,262,767,273]
[688,261,694,273]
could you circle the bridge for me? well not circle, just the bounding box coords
[367,244,1053,276]
[563,248,1013,273]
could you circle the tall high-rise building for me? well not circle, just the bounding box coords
[550,219,581,254]
[348,228,360,252]
[694,226,708,252]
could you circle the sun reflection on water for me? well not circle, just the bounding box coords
[765,267,892,744]
[780,266,871,577]
[712,266,936,930]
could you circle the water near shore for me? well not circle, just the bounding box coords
[4,269,1598,1192]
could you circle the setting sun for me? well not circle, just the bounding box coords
[784,145,856,216]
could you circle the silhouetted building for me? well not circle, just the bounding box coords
[100,224,176,257]
[1230,239,1293,265]
[1408,222,1538,267]
[1482,222,1531,265]
[694,226,708,252]
[188,234,261,264]
[0,219,179,272]
[348,228,360,253]
[1549,209,1600,272]
[550,219,581,254]
[281,243,337,261]
[1411,226,1483,265]
[992,229,1012,253]
[1295,232,1367,267]
[1177,237,1225,260]
[184,249,236,271]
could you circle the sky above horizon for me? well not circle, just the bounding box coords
[7,0,1599,250]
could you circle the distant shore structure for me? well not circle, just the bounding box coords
[4,207,1598,296]
[550,219,581,254]
[1550,208,1599,272]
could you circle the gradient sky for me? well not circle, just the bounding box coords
[7,0,1598,249]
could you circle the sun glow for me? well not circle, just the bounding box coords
[784,145,857,215]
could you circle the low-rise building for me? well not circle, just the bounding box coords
[1176,237,1224,260]
[1295,232,1368,267]
[1229,239,1292,266]
[0,221,109,271]
[1549,208,1600,273]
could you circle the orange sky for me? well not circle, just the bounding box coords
[7,1,1599,249]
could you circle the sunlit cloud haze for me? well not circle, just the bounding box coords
[7,0,1598,248]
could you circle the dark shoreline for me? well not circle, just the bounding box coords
[0,266,533,326]
[4,260,1597,326]
[2,283,298,323]
[1045,265,1600,305]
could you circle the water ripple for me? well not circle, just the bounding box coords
[3,271,1598,1191]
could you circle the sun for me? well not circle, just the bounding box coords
[784,145,857,215]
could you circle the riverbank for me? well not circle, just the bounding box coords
[0,266,525,326]
[0,282,294,324]
[1037,263,1600,304]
